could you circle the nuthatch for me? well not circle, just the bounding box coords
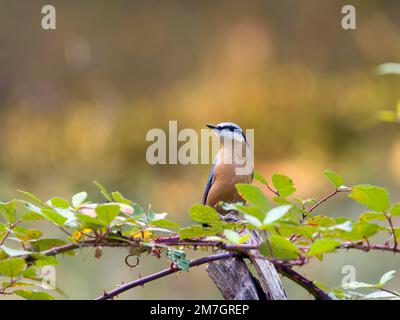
[202,122,253,215]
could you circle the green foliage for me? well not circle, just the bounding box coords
[260,235,301,259]
[14,290,54,300]
[166,250,190,271]
[95,204,120,225]
[223,230,250,244]
[0,200,17,223]
[0,258,26,277]
[307,239,341,256]
[72,192,87,208]
[189,205,221,225]
[236,184,270,211]
[349,185,390,212]
[342,270,400,300]
[323,170,344,188]
[271,174,296,197]
[0,174,399,300]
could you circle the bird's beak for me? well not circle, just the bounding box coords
[206,124,217,130]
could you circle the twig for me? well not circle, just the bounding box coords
[266,185,279,197]
[276,265,332,300]
[0,220,21,246]
[95,252,237,300]
[339,242,400,253]
[384,212,397,249]
[307,187,350,213]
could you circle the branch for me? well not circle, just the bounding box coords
[339,242,400,253]
[0,220,21,246]
[307,187,350,213]
[276,265,332,300]
[95,252,236,300]
[384,212,398,249]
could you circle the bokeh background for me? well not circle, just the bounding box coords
[1,0,400,299]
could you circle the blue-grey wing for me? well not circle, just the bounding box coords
[202,163,215,205]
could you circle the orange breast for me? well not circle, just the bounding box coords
[206,154,253,214]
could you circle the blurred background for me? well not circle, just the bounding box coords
[1,0,400,299]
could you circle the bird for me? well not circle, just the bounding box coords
[202,122,254,216]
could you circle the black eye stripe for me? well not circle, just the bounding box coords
[219,125,236,131]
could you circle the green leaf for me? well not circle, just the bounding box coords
[272,174,296,197]
[364,291,397,299]
[40,207,67,226]
[131,204,144,218]
[263,205,291,225]
[189,205,221,225]
[342,281,375,289]
[31,255,58,267]
[223,230,250,244]
[305,215,336,227]
[49,197,69,209]
[222,203,265,221]
[0,246,30,257]
[359,212,386,222]
[0,200,17,223]
[111,191,132,205]
[349,185,390,212]
[12,227,43,241]
[93,181,113,202]
[72,192,87,208]
[307,238,341,256]
[0,257,26,277]
[21,211,44,221]
[323,170,344,188]
[244,214,263,228]
[17,190,45,205]
[253,170,268,185]
[76,213,107,228]
[339,222,382,241]
[95,204,120,225]
[179,225,220,239]
[151,219,180,229]
[31,239,67,252]
[166,250,190,271]
[259,235,301,259]
[380,270,396,285]
[390,203,400,216]
[236,184,270,211]
[14,290,54,300]
[24,203,67,226]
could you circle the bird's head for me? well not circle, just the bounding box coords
[206,122,247,143]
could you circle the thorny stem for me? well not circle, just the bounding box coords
[384,212,398,249]
[266,184,279,197]
[307,187,350,213]
[0,220,21,246]
[276,265,332,300]
[95,252,236,300]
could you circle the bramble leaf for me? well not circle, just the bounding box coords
[236,184,270,211]
[323,170,344,188]
[14,290,54,300]
[259,235,301,259]
[189,205,221,225]
[380,270,396,285]
[349,185,390,212]
[272,174,296,197]
[93,181,113,202]
[72,192,87,208]
[0,200,17,223]
[307,239,341,256]
[95,204,120,225]
[263,205,292,225]
[0,257,26,277]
